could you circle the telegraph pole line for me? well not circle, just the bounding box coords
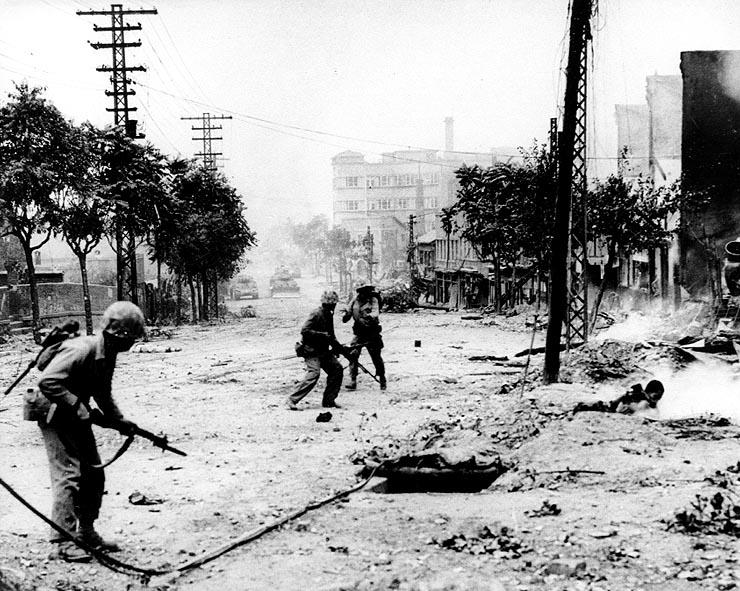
[544,0,593,384]
[407,214,418,280]
[181,113,232,172]
[77,4,157,304]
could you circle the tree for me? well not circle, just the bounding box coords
[153,162,256,322]
[587,175,679,326]
[0,84,74,342]
[98,128,169,304]
[325,225,354,293]
[292,214,329,276]
[56,123,113,334]
[442,144,557,309]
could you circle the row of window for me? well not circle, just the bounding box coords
[335,197,439,211]
[338,173,440,189]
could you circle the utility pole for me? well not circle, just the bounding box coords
[544,0,593,384]
[362,226,376,284]
[78,4,157,304]
[181,113,232,172]
[407,214,418,280]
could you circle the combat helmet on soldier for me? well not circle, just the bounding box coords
[101,301,145,352]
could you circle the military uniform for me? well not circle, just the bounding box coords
[342,289,386,389]
[289,305,343,407]
[23,335,124,546]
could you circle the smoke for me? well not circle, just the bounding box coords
[652,362,740,423]
[719,52,740,105]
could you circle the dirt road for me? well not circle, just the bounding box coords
[1,276,738,591]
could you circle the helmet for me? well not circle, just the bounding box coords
[320,290,339,305]
[101,301,145,338]
[355,281,375,291]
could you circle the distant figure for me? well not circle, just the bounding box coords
[573,380,665,415]
[288,290,344,410]
[342,282,386,391]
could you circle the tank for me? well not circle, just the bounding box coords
[724,237,740,296]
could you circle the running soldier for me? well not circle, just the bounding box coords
[342,282,386,390]
[288,290,344,410]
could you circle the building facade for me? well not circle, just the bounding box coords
[331,119,499,277]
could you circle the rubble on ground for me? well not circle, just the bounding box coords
[433,523,532,558]
[379,281,418,313]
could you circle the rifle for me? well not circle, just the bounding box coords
[89,408,187,458]
[335,342,381,385]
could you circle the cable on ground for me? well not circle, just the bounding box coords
[0,463,383,585]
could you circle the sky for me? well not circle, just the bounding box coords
[2,0,740,236]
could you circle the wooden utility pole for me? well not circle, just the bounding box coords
[544,0,593,383]
[78,4,157,304]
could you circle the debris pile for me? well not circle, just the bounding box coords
[667,463,740,537]
[433,524,532,558]
[379,281,417,312]
[561,339,642,382]
[524,500,562,518]
[239,306,257,318]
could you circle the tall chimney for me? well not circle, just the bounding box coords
[444,117,454,155]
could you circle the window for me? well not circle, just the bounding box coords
[369,201,377,210]
[399,174,410,186]
[366,176,378,188]
[397,198,408,209]
[346,200,359,211]
[380,175,389,187]
[425,197,438,209]
[429,172,439,185]
[379,199,391,210]
[389,175,397,186]
[346,176,359,188]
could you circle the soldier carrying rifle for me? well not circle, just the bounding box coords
[342,281,386,391]
[23,301,146,562]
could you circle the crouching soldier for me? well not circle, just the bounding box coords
[23,302,145,562]
[288,290,344,410]
[342,282,386,390]
[573,380,665,415]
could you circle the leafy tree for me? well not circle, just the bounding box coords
[588,175,679,326]
[55,123,113,334]
[324,225,354,293]
[292,214,329,275]
[0,84,74,342]
[98,128,169,302]
[153,162,256,322]
[442,144,557,309]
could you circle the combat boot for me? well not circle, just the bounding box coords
[77,527,121,552]
[379,376,387,391]
[49,541,91,563]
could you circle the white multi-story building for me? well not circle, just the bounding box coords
[331,118,499,276]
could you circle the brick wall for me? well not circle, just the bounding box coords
[3,283,117,320]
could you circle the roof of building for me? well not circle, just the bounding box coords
[417,229,440,244]
[331,150,366,164]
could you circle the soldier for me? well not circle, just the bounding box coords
[288,290,344,410]
[23,301,145,562]
[342,282,386,391]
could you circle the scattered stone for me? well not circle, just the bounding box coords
[316,412,332,423]
[128,491,165,506]
[542,558,587,577]
[525,500,562,518]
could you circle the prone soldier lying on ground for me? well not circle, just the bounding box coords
[573,379,665,415]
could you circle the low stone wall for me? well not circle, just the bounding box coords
[1,283,117,321]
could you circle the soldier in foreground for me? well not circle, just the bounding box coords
[23,302,145,562]
[288,290,344,410]
[342,282,386,390]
